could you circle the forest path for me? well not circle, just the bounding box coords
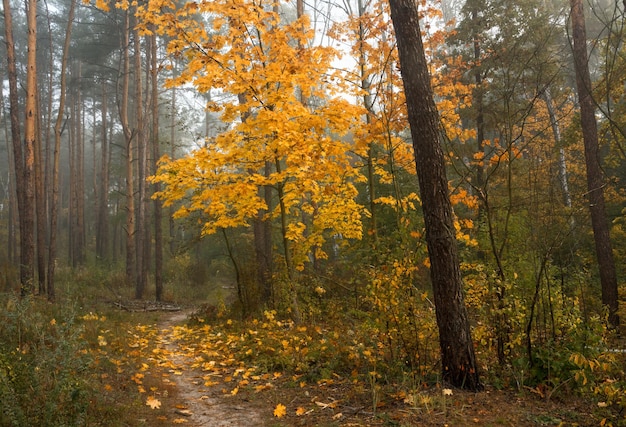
[151,309,268,426]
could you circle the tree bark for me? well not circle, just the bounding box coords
[134,22,148,300]
[151,32,164,302]
[570,0,619,328]
[2,0,22,272]
[119,10,136,286]
[21,0,38,295]
[388,0,482,390]
[96,80,110,262]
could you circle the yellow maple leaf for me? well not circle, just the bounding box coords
[295,406,306,416]
[173,418,188,424]
[273,403,287,418]
[146,396,161,409]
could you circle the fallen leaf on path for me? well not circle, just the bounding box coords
[274,403,287,418]
[146,396,161,409]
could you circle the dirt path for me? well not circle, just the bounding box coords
[154,310,269,427]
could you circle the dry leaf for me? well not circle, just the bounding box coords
[273,403,287,418]
[146,396,161,409]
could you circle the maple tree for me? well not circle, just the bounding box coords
[139,0,368,316]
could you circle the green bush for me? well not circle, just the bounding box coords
[0,296,98,426]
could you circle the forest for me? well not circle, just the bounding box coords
[1,0,625,425]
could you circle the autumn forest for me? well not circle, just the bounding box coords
[1,0,626,425]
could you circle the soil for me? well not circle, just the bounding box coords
[150,310,271,426]
[141,310,613,427]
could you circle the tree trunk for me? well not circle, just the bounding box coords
[48,0,76,301]
[388,0,482,390]
[119,10,136,286]
[75,63,86,266]
[34,80,46,294]
[96,80,110,262]
[134,23,148,300]
[151,32,164,301]
[570,0,619,328]
[20,0,38,295]
[542,88,572,209]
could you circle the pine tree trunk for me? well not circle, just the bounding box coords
[48,0,76,302]
[21,0,38,295]
[388,0,482,391]
[134,23,147,300]
[96,80,110,262]
[151,32,164,301]
[570,0,619,328]
[120,10,136,286]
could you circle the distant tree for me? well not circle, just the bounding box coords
[388,0,482,390]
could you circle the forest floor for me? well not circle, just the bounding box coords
[126,308,610,427]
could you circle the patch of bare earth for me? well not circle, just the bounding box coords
[149,310,270,426]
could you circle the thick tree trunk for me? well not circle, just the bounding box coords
[388,0,482,390]
[570,0,619,328]
[20,0,38,295]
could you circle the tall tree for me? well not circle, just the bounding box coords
[21,0,38,295]
[119,10,136,285]
[150,31,164,301]
[570,0,619,328]
[388,0,482,390]
[49,0,77,301]
[3,0,28,290]
[134,21,148,300]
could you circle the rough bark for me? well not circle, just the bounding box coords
[388,0,482,390]
[21,0,38,295]
[570,0,619,328]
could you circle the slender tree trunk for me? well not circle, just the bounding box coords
[96,80,110,262]
[0,73,18,266]
[169,77,177,255]
[472,7,485,209]
[357,0,377,242]
[75,64,86,266]
[388,0,482,390]
[34,83,46,294]
[150,32,164,301]
[570,0,619,328]
[543,88,572,209]
[134,24,148,300]
[48,0,76,301]
[119,10,136,285]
